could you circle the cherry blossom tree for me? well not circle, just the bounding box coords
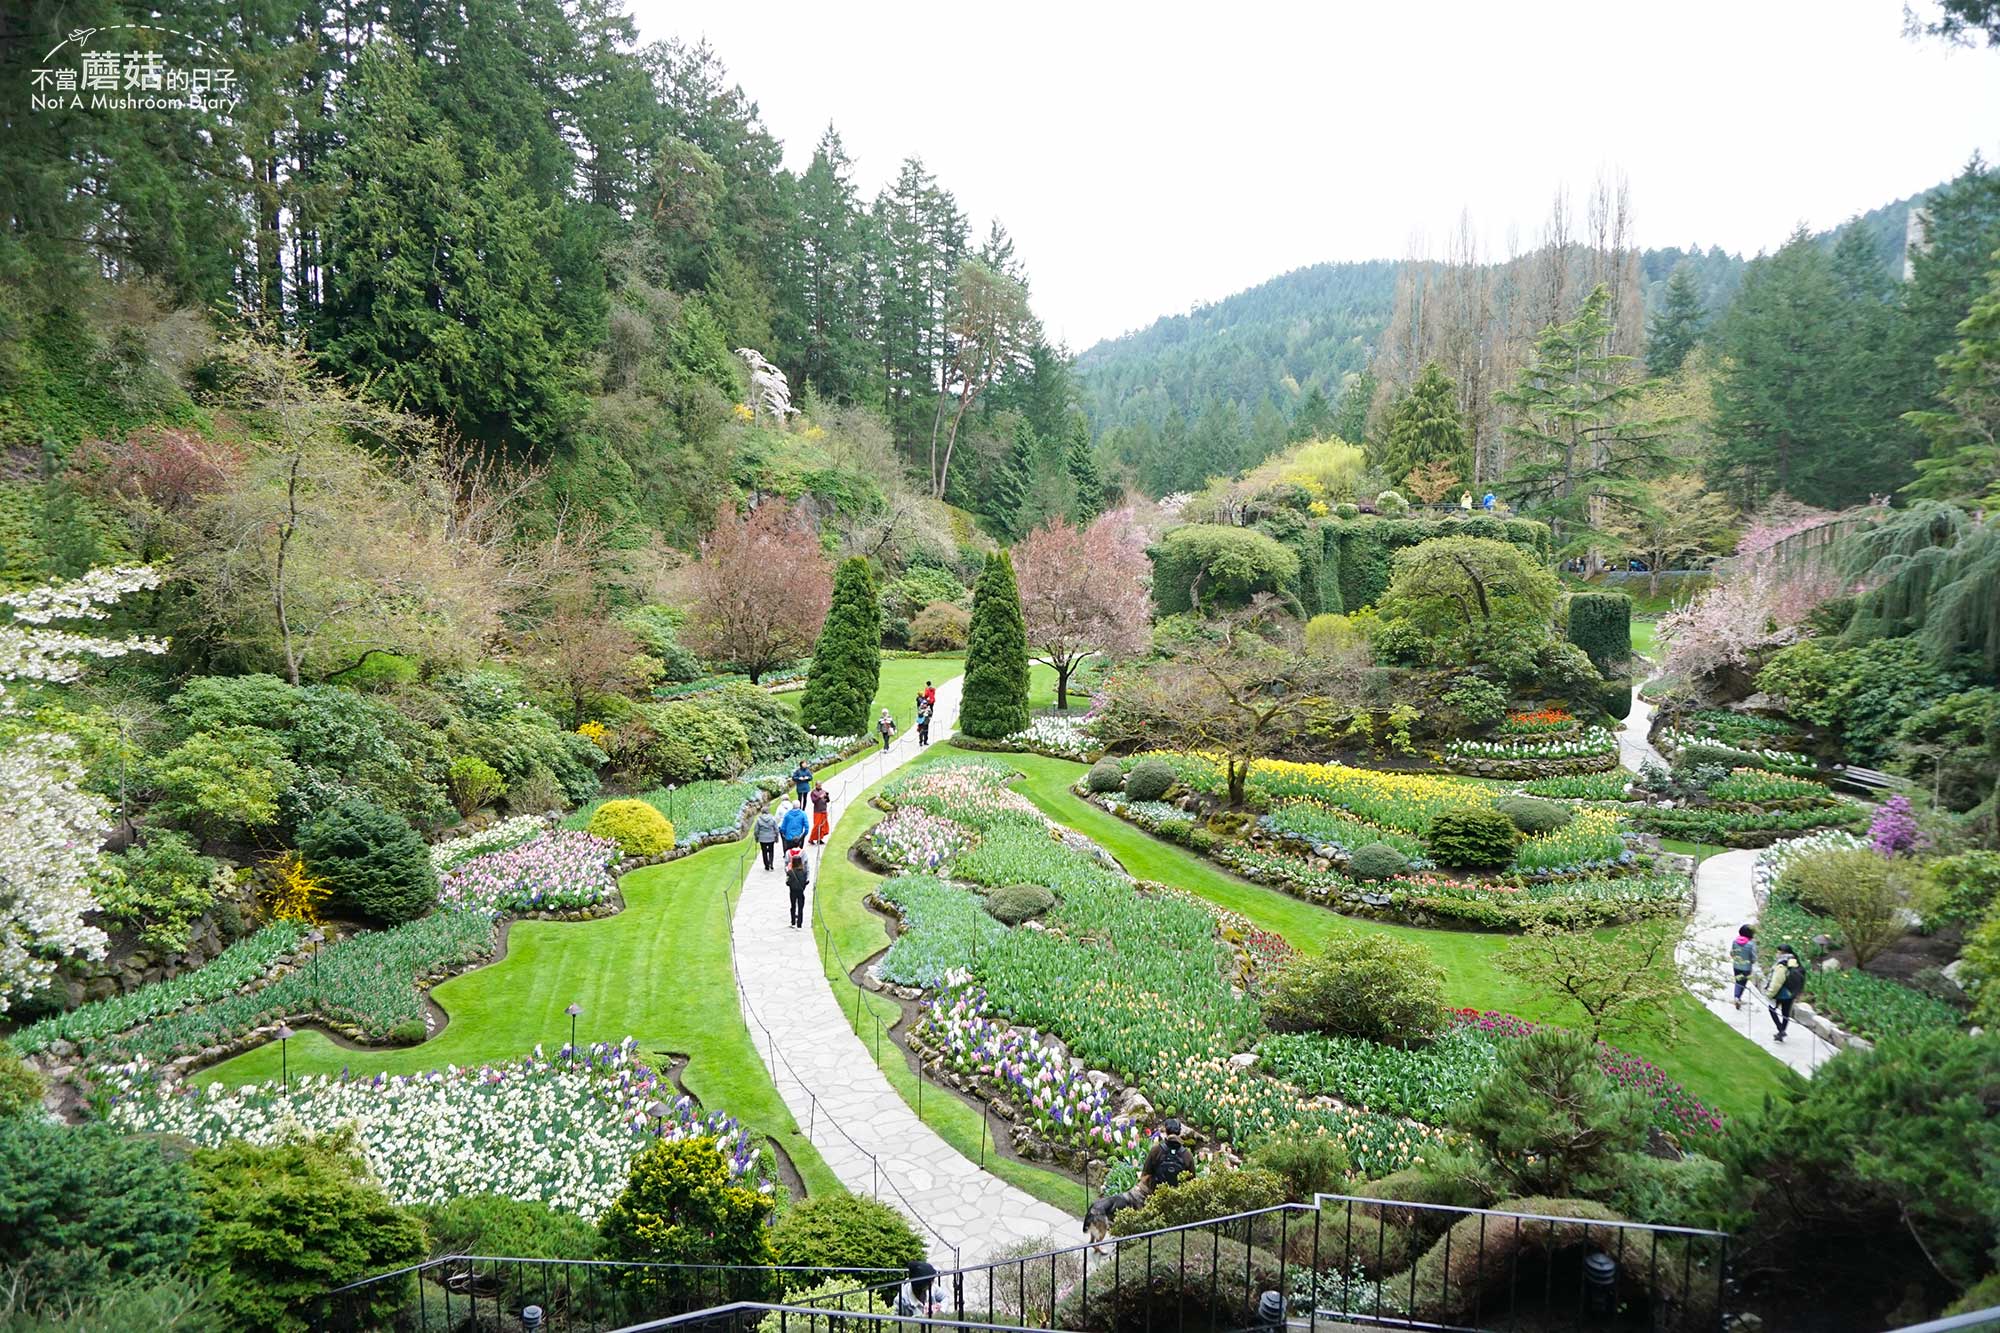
[0,565,167,1013]
[1014,508,1153,712]
[679,500,832,683]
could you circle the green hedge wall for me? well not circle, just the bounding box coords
[1567,592,1632,673]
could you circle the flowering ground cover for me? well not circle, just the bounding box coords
[430,815,548,871]
[1659,730,1818,776]
[8,920,311,1056]
[105,1039,767,1222]
[437,829,620,914]
[1258,801,1430,863]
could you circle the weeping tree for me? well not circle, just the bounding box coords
[1840,502,2000,678]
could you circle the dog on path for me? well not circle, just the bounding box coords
[1083,1177,1153,1251]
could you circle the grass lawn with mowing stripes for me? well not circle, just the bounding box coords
[196,840,842,1196]
[983,748,1798,1123]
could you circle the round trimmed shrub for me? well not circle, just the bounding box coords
[1262,935,1446,1044]
[909,601,972,652]
[1124,759,1177,803]
[1493,796,1574,835]
[1424,806,1520,872]
[1085,758,1125,793]
[769,1193,923,1273]
[1375,489,1409,515]
[298,797,438,925]
[1348,842,1409,882]
[1334,503,1360,519]
[589,799,675,858]
[986,883,1056,925]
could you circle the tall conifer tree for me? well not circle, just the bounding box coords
[800,557,881,736]
[961,551,1030,739]
[1646,267,1707,375]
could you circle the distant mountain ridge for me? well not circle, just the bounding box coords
[1078,183,1942,435]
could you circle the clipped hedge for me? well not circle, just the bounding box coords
[1566,592,1631,673]
[985,883,1056,925]
[769,1193,923,1273]
[1085,758,1124,793]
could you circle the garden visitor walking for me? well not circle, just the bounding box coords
[1730,924,1757,1008]
[916,700,932,747]
[791,760,814,806]
[780,801,809,856]
[1140,1118,1193,1189]
[785,848,809,929]
[1765,943,1806,1041]
[809,782,831,845]
[877,709,897,751]
[922,680,937,711]
[753,806,780,871]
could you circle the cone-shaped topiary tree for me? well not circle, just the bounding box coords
[800,557,881,736]
[961,550,1030,738]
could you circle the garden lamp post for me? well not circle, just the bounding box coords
[276,1024,294,1097]
[566,1003,582,1066]
[646,1099,669,1137]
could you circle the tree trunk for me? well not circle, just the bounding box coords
[1055,660,1071,712]
[1228,757,1248,809]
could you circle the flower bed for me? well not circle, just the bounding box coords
[877,875,1008,987]
[438,830,621,915]
[1258,801,1431,864]
[103,1038,765,1221]
[1658,730,1818,777]
[914,984,1141,1163]
[956,713,1103,762]
[567,780,762,848]
[1133,752,1491,835]
[1445,728,1617,761]
[1628,802,1864,847]
[1391,874,1689,930]
[1750,829,1868,899]
[1515,771,1638,801]
[430,816,550,871]
[61,909,500,1067]
[1496,708,1576,736]
[866,809,973,873]
[1706,769,1832,806]
[9,921,312,1058]
[1680,708,1805,751]
[882,760,1043,829]
[1510,807,1631,876]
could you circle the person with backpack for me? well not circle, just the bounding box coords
[753,806,780,872]
[808,782,831,845]
[1765,943,1806,1041]
[779,801,809,856]
[784,848,809,929]
[1730,923,1757,1008]
[1140,1118,1193,1190]
[791,761,814,807]
[877,708,897,751]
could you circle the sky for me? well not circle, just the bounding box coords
[628,0,2000,351]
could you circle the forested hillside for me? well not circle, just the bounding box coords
[1081,180,1951,499]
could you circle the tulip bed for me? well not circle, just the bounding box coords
[1629,802,1864,846]
[63,908,499,1064]
[1443,727,1618,761]
[8,921,312,1057]
[878,874,1008,987]
[1659,730,1818,777]
[1509,807,1632,875]
[103,1038,767,1221]
[430,816,549,871]
[866,808,972,872]
[437,830,620,914]
[1516,772,1637,801]
[874,760,1451,1177]
[1258,801,1431,864]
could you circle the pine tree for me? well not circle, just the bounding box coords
[982,422,1037,540]
[1906,253,2000,508]
[961,551,1030,739]
[778,125,870,402]
[1064,420,1104,520]
[1291,385,1338,442]
[1646,267,1706,375]
[800,557,881,736]
[1376,362,1470,486]
[1332,368,1377,445]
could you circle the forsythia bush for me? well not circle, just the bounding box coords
[262,852,330,925]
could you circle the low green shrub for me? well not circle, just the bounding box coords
[985,882,1057,925]
[94,831,221,954]
[1924,851,2000,928]
[1262,935,1445,1044]
[0,1116,197,1291]
[0,1050,45,1117]
[188,1134,427,1333]
[413,1194,598,1262]
[1424,807,1520,871]
[1124,758,1177,803]
[1085,758,1124,793]
[588,798,676,857]
[768,1193,924,1273]
[1245,1135,1352,1201]
[1348,842,1409,881]
[1492,795,1573,835]
[297,797,437,925]
[1109,1166,1289,1236]
[445,755,507,817]
[909,601,971,652]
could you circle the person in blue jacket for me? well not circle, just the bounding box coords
[791,761,813,806]
[779,801,809,856]
[1481,492,1496,511]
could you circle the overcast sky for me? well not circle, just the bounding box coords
[628,0,2000,350]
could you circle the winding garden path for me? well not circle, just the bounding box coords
[1618,680,1667,775]
[1684,849,1837,1077]
[728,676,1077,1265]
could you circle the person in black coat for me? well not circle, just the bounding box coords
[785,849,809,929]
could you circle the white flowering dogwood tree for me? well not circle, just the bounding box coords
[0,565,167,1013]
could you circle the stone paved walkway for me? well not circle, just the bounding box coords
[729,676,1076,1265]
[1618,680,1667,776]
[1683,847,1838,1077]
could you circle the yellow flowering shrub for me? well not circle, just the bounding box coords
[263,852,330,925]
[575,720,609,748]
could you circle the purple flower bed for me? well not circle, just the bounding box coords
[1450,1009,1725,1141]
[438,830,621,914]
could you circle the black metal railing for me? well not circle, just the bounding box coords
[316,1256,906,1332]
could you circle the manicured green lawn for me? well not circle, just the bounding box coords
[1027,658,1103,714]
[197,841,842,1196]
[1631,619,1657,661]
[808,655,964,782]
[983,748,1798,1122]
[809,742,1085,1217]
